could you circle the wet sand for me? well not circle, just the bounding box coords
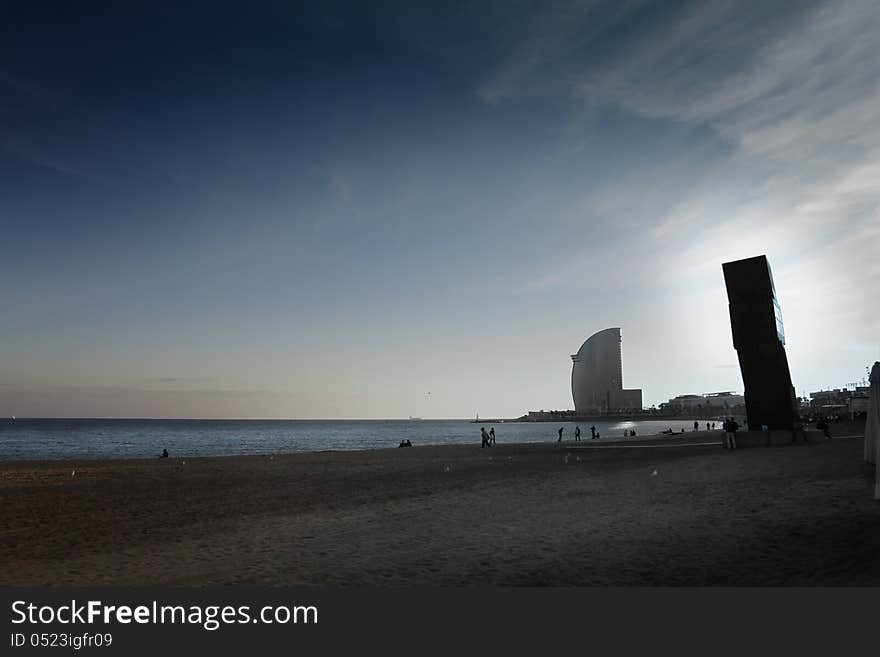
[2,431,879,585]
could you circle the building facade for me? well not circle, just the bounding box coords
[571,327,642,413]
[659,392,745,415]
[809,387,870,420]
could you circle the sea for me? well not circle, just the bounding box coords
[0,418,718,461]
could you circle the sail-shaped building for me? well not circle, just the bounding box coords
[571,327,642,413]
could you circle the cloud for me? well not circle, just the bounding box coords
[485,0,880,315]
[0,139,102,182]
[0,71,57,102]
[150,377,216,385]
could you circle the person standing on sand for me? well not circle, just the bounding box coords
[481,427,490,448]
[557,426,564,442]
[693,420,699,432]
[489,427,496,445]
[575,425,581,441]
[590,425,596,439]
[723,417,738,450]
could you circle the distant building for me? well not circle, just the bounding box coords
[660,392,745,415]
[523,409,577,421]
[571,328,642,414]
[809,387,869,419]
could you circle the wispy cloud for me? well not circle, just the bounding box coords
[485,0,880,341]
[0,139,104,182]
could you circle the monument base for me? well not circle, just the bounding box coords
[729,429,825,448]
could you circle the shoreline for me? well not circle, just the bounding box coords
[1,417,863,463]
[0,430,731,465]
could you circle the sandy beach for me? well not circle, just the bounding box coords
[2,429,879,586]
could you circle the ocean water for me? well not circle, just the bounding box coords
[0,418,717,461]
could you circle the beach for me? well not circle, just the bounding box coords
[2,430,879,586]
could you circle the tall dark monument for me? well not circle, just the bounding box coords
[722,255,798,430]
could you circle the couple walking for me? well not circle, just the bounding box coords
[480,426,496,448]
[558,425,594,442]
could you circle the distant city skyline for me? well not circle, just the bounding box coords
[2,1,879,419]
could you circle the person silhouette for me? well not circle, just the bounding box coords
[557,426,564,442]
[480,427,490,448]
[489,427,496,446]
[160,448,169,458]
[590,425,596,439]
[575,426,581,441]
[723,417,739,450]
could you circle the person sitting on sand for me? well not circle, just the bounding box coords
[160,448,169,458]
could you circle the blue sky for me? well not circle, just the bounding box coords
[2,1,879,418]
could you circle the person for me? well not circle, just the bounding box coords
[706,422,711,431]
[693,420,699,431]
[481,427,490,448]
[595,431,600,439]
[398,439,412,448]
[489,427,496,445]
[575,425,581,441]
[791,418,808,445]
[557,426,564,442]
[723,417,739,450]
[711,422,716,430]
[590,425,596,439]
[160,448,169,458]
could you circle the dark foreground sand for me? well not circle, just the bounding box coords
[2,431,879,586]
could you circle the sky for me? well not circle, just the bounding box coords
[1,0,879,419]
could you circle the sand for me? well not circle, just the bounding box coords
[2,430,879,586]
